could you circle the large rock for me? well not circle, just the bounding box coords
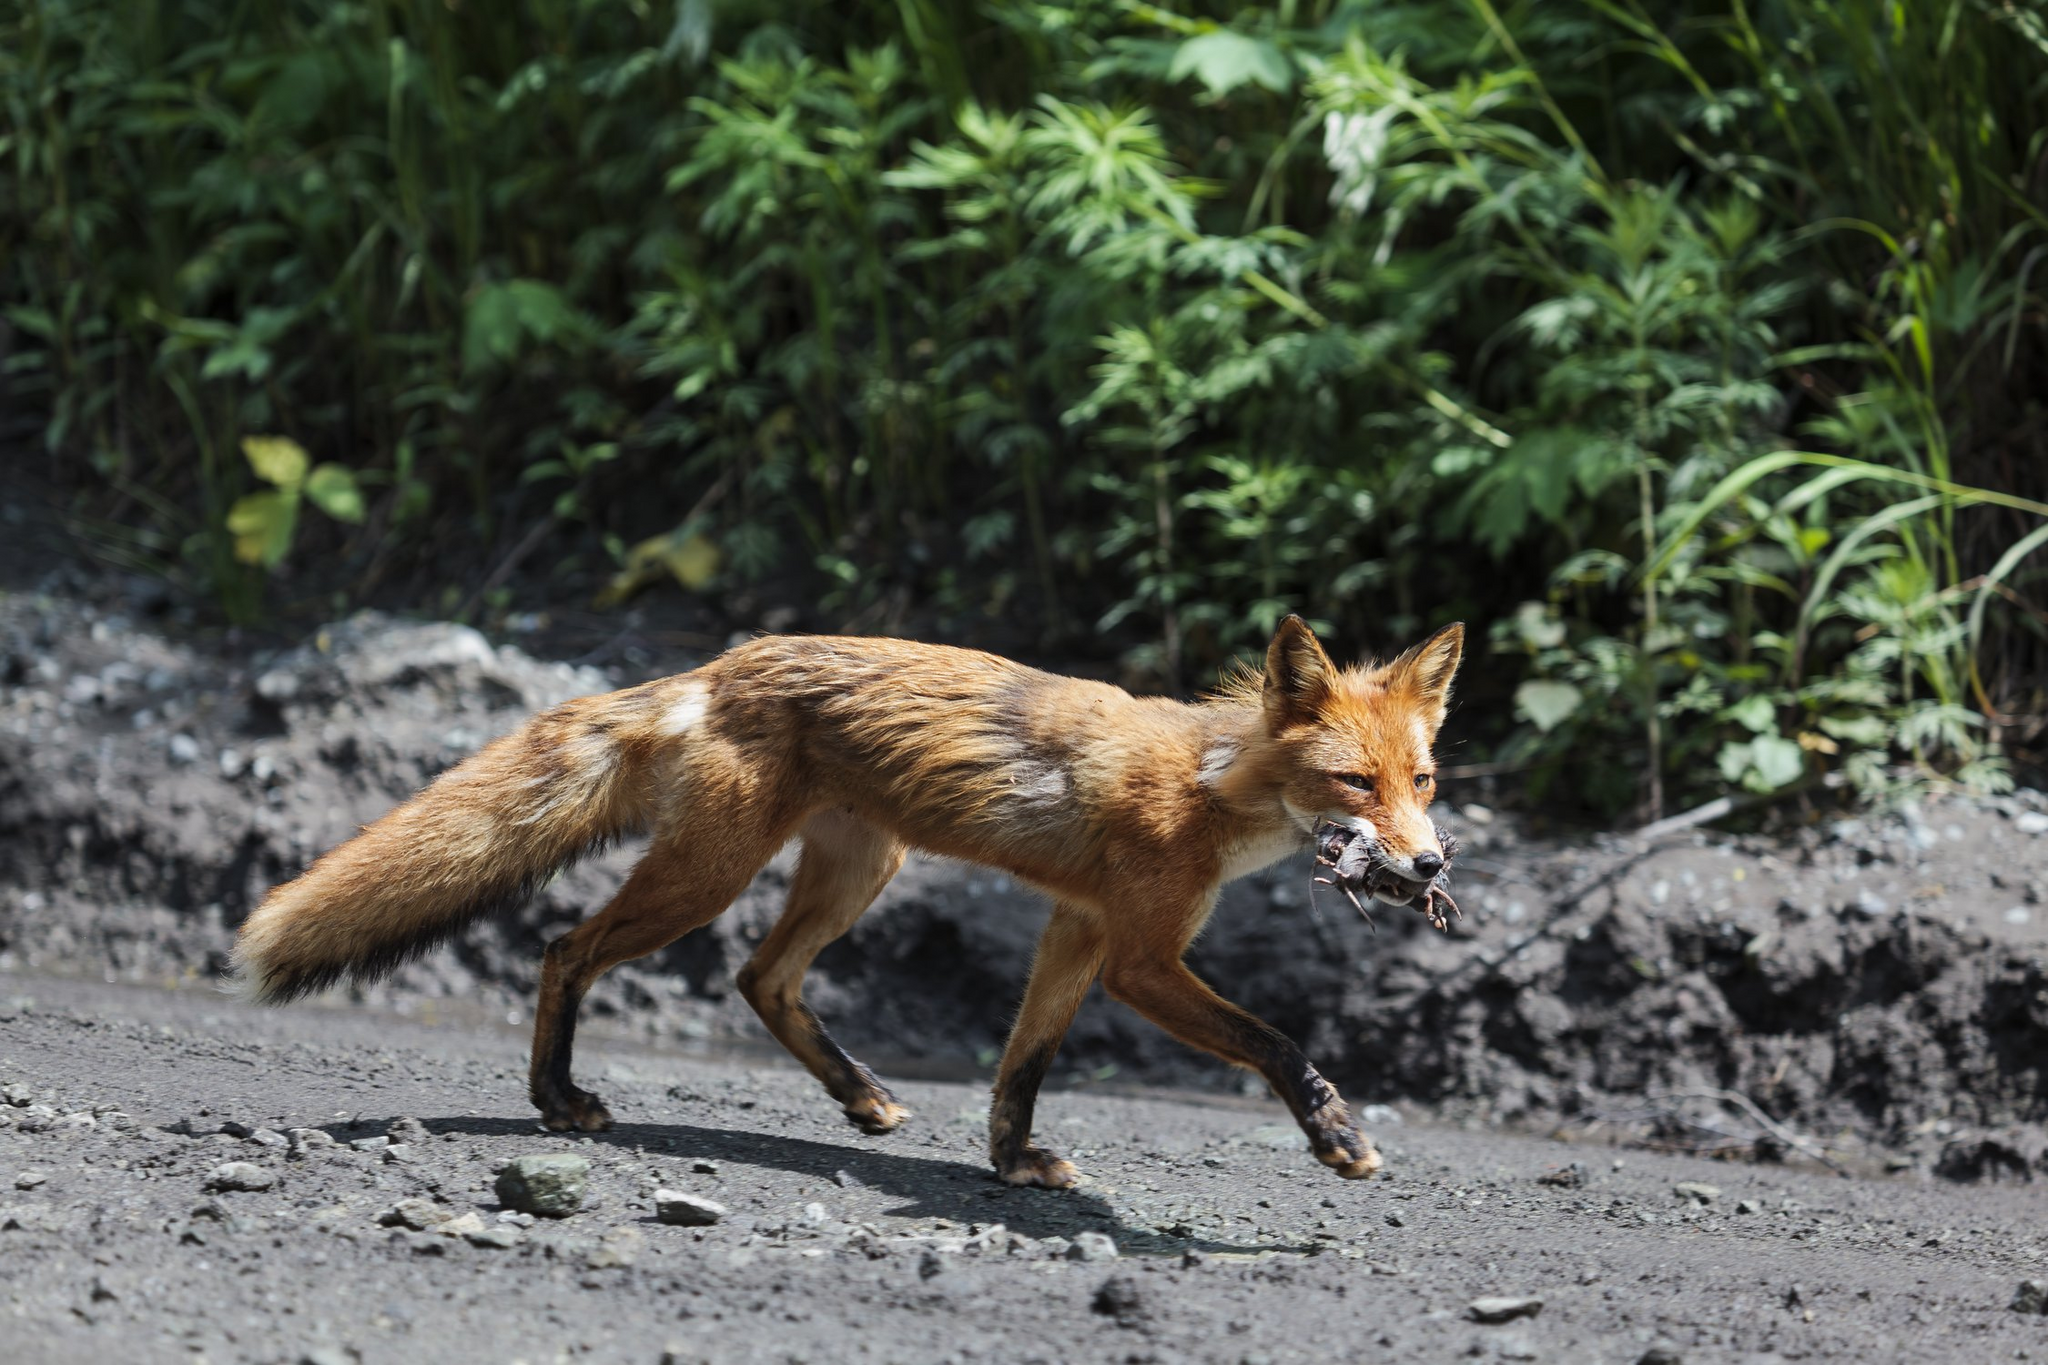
[494,1154,590,1218]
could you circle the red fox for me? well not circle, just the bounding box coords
[232,616,1463,1186]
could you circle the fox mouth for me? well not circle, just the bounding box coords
[1369,876,1432,907]
[1311,823,1462,931]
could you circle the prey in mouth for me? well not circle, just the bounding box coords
[1313,822,1462,932]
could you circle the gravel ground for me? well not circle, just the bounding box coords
[5,973,2048,1365]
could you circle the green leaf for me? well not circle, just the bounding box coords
[225,489,300,567]
[241,436,309,490]
[1725,694,1776,733]
[1167,32,1293,98]
[463,279,585,374]
[1514,679,1583,733]
[304,464,365,524]
[1718,734,1805,792]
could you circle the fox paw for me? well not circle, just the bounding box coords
[995,1146,1081,1189]
[537,1088,613,1133]
[842,1092,911,1135]
[1312,1126,1381,1180]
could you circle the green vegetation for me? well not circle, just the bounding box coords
[4,0,2045,817]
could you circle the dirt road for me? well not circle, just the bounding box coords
[4,973,2046,1365]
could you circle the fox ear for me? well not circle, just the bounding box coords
[1263,614,1335,723]
[1388,622,1464,725]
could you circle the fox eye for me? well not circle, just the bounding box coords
[1337,773,1374,792]
[1414,773,1433,791]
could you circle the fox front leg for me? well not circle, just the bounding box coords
[1101,955,1380,1181]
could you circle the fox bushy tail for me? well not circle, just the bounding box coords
[230,697,652,1003]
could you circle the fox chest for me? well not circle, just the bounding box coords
[1215,821,1312,885]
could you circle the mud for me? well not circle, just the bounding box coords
[2,575,2047,1191]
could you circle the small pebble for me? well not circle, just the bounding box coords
[654,1189,725,1227]
[378,1198,452,1231]
[205,1161,276,1193]
[1066,1231,1118,1263]
[1468,1296,1543,1324]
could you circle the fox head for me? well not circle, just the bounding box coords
[1259,615,1464,906]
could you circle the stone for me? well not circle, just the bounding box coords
[14,1171,47,1190]
[1638,1349,1682,1365]
[466,1225,521,1249]
[2013,811,2048,836]
[586,1226,644,1269]
[438,1212,487,1238]
[387,1116,431,1145]
[1091,1274,1147,1327]
[1,1083,33,1106]
[1066,1231,1119,1263]
[287,1128,334,1154]
[247,1129,288,1149]
[1673,1182,1721,1204]
[378,1198,453,1231]
[654,1188,726,1227]
[1468,1296,1543,1324]
[495,1154,590,1218]
[1735,1198,1763,1215]
[2013,1280,2048,1314]
[205,1162,276,1192]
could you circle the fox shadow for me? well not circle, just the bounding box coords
[377,1113,1312,1258]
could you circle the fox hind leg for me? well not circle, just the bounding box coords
[736,809,910,1134]
[988,903,1105,1187]
[530,822,789,1132]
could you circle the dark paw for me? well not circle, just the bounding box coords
[842,1091,911,1135]
[1310,1124,1381,1180]
[536,1087,613,1133]
[994,1145,1081,1188]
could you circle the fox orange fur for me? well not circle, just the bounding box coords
[232,616,1464,1186]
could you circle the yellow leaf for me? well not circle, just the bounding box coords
[1796,730,1839,755]
[241,435,309,489]
[225,489,299,567]
[595,527,721,609]
[662,533,721,589]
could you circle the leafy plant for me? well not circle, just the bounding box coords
[4,0,2044,814]
[225,437,364,570]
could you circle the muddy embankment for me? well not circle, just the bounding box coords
[2,580,2045,1179]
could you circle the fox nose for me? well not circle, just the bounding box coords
[1412,851,1444,880]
